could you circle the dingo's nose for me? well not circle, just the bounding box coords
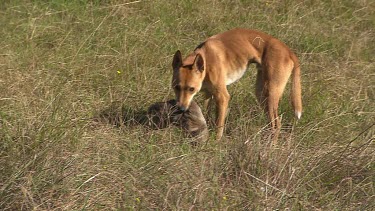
[179,105,187,112]
[176,102,188,111]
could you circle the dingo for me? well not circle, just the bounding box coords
[172,28,302,140]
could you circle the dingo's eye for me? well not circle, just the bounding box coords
[174,85,181,91]
[189,87,195,92]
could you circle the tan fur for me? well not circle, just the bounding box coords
[172,28,302,140]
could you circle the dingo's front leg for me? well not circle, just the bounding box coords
[203,91,213,111]
[213,87,230,140]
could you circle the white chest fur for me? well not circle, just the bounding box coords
[225,68,246,85]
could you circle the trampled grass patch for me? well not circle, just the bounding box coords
[1,0,374,210]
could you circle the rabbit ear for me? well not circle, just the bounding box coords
[172,50,182,71]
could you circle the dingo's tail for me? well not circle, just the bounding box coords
[291,54,302,119]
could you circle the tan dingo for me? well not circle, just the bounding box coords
[172,28,302,140]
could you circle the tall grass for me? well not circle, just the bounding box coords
[1,0,374,210]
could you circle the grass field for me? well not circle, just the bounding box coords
[1,0,374,210]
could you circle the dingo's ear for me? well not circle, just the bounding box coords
[172,50,182,70]
[193,53,204,72]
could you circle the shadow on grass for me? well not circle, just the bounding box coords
[94,102,150,128]
[94,101,209,143]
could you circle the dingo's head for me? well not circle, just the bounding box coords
[172,50,205,111]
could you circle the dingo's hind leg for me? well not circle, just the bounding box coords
[264,59,293,140]
[255,64,267,106]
